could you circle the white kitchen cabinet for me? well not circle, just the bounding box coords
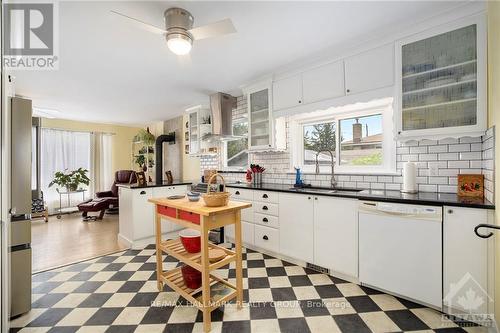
[244,82,286,151]
[344,43,394,95]
[313,196,358,278]
[396,15,486,139]
[279,193,314,263]
[131,188,154,240]
[443,206,494,319]
[225,221,254,246]
[254,224,279,253]
[272,74,302,111]
[302,60,345,104]
[188,107,213,155]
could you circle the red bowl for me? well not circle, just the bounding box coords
[181,264,201,289]
[179,229,201,253]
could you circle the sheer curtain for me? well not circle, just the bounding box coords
[92,132,113,193]
[40,129,92,212]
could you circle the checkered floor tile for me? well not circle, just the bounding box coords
[10,245,487,333]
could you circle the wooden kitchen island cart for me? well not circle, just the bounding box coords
[148,197,251,332]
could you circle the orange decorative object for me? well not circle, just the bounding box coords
[457,174,484,198]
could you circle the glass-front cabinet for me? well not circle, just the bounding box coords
[249,88,271,149]
[244,81,286,151]
[188,107,215,155]
[396,16,486,139]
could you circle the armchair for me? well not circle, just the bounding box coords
[96,170,138,208]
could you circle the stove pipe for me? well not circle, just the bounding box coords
[155,132,176,184]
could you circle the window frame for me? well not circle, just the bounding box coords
[291,99,396,174]
[222,118,249,171]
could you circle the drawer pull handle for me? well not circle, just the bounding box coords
[262,206,268,211]
[140,191,146,195]
[235,191,240,195]
[262,194,268,199]
[263,218,268,223]
[263,235,268,240]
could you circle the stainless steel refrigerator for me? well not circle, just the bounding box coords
[9,97,32,317]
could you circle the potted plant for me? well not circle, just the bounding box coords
[48,168,90,192]
[135,155,147,171]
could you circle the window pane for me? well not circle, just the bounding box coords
[340,114,383,166]
[227,121,248,168]
[303,122,336,166]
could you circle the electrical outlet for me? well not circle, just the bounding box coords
[429,164,439,176]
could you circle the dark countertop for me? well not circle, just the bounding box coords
[118,181,193,189]
[225,182,495,210]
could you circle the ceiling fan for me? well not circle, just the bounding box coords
[110,7,236,55]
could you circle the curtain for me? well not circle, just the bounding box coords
[92,132,113,194]
[40,129,92,213]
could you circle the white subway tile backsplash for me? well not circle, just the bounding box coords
[459,152,481,160]
[438,153,459,160]
[448,160,469,169]
[208,105,494,197]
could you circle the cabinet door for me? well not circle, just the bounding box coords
[344,43,394,95]
[188,111,199,154]
[225,221,254,246]
[272,75,302,111]
[396,17,486,138]
[302,61,345,104]
[249,88,271,149]
[443,206,491,316]
[314,196,358,278]
[279,193,314,263]
[132,189,154,240]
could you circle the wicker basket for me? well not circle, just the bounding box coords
[202,174,231,207]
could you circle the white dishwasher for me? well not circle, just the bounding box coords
[358,201,442,309]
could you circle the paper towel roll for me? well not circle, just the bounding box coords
[402,162,417,193]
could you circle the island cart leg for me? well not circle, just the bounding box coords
[155,212,163,291]
[201,216,211,333]
[234,211,243,309]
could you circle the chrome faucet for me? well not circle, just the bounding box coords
[315,150,336,188]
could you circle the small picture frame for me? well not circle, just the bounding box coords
[457,174,484,198]
[136,171,147,187]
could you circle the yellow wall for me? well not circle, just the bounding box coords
[40,118,142,174]
[182,114,200,181]
[487,2,500,326]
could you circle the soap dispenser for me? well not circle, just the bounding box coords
[294,167,303,187]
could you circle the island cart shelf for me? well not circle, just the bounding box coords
[148,197,251,333]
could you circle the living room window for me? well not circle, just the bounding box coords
[291,98,395,174]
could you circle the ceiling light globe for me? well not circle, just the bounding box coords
[166,33,192,55]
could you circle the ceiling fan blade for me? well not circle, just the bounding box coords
[189,18,236,40]
[110,10,166,35]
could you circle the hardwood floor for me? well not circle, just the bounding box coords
[31,212,129,273]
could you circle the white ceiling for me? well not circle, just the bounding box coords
[13,1,468,126]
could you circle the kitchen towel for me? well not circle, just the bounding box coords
[402,162,417,193]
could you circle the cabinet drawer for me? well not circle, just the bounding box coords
[253,190,279,204]
[254,202,278,216]
[254,213,279,229]
[254,224,279,253]
[228,188,253,201]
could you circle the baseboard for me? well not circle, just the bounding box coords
[117,233,133,248]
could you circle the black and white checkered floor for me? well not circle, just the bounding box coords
[10,245,487,333]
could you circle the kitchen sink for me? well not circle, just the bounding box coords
[289,186,362,195]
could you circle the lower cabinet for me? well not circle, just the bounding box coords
[254,224,279,253]
[279,193,314,263]
[225,220,254,246]
[443,206,494,318]
[314,196,358,278]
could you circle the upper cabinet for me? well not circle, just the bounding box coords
[188,107,214,155]
[396,15,486,139]
[344,44,394,95]
[302,60,345,104]
[245,82,286,151]
[272,75,302,110]
[272,45,395,112]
